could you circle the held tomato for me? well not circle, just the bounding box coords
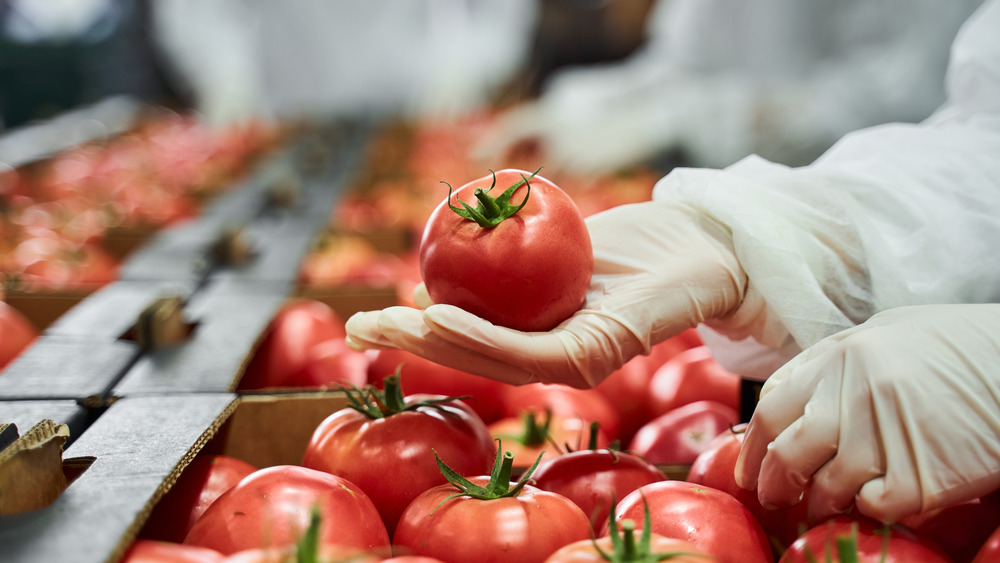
[142,455,258,543]
[419,168,593,332]
[301,376,496,537]
[686,425,810,554]
[393,448,592,563]
[530,429,667,529]
[183,465,389,555]
[628,400,739,465]
[605,481,773,563]
[780,516,952,563]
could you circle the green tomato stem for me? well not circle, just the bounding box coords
[444,168,541,228]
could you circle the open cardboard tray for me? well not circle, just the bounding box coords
[0,391,348,563]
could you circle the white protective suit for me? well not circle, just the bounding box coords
[476,0,986,171]
[151,0,537,125]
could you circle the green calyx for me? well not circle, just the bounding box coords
[443,167,541,228]
[598,495,712,562]
[296,506,321,563]
[431,439,544,510]
[340,367,469,419]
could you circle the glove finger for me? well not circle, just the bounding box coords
[423,304,640,388]
[345,310,401,350]
[806,382,882,522]
[756,371,842,509]
[412,282,433,309]
[374,306,538,386]
[735,353,830,490]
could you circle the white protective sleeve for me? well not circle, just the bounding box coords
[652,0,1000,380]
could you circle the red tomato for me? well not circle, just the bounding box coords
[974,523,1000,563]
[531,446,667,529]
[628,400,739,465]
[367,348,510,424]
[544,531,712,563]
[142,455,258,543]
[238,299,346,390]
[899,490,1000,563]
[501,383,622,442]
[393,451,592,563]
[488,409,610,465]
[282,337,369,389]
[0,301,38,371]
[121,540,224,563]
[605,481,773,563]
[183,465,389,555]
[301,376,496,537]
[221,545,382,563]
[686,425,810,553]
[648,346,741,417]
[780,516,951,563]
[419,169,593,332]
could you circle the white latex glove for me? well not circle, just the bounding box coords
[735,304,1000,524]
[346,200,746,388]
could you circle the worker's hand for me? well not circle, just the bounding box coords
[346,200,746,388]
[735,304,1000,523]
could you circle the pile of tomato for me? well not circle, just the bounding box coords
[0,112,280,293]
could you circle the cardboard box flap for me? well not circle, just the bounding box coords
[0,394,237,563]
[0,419,70,515]
[44,280,196,340]
[0,400,91,448]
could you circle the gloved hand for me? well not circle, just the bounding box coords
[345,200,746,388]
[735,304,1000,524]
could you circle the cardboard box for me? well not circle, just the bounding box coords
[0,400,91,449]
[4,288,100,333]
[0,391,348,563]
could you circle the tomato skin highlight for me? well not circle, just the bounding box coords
[183,465,389,555]
[419,169,593,332]
[393,476,592,563]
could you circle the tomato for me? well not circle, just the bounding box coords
[121,539,224,563]
[488,409,610,465]
[419,168,593,332]
[501,383,622,442]
[183,465,389,555]
[366,348,510,424]
[628,400,739,465]
[142,455,258,543]
[686,425,810,554]
[780,516,951,563]
[530,430,667,529]
[898,490,1000,563]
[0,301,38,371]
[544,503,713,563]
[648,346,741,418]
[283,337,369,389]
[301,375,496,536]
[593,332,702,444]
[605,481,773,563]
[974,523,1000,563]
[238,299,346,390]
[393,447,592,563]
